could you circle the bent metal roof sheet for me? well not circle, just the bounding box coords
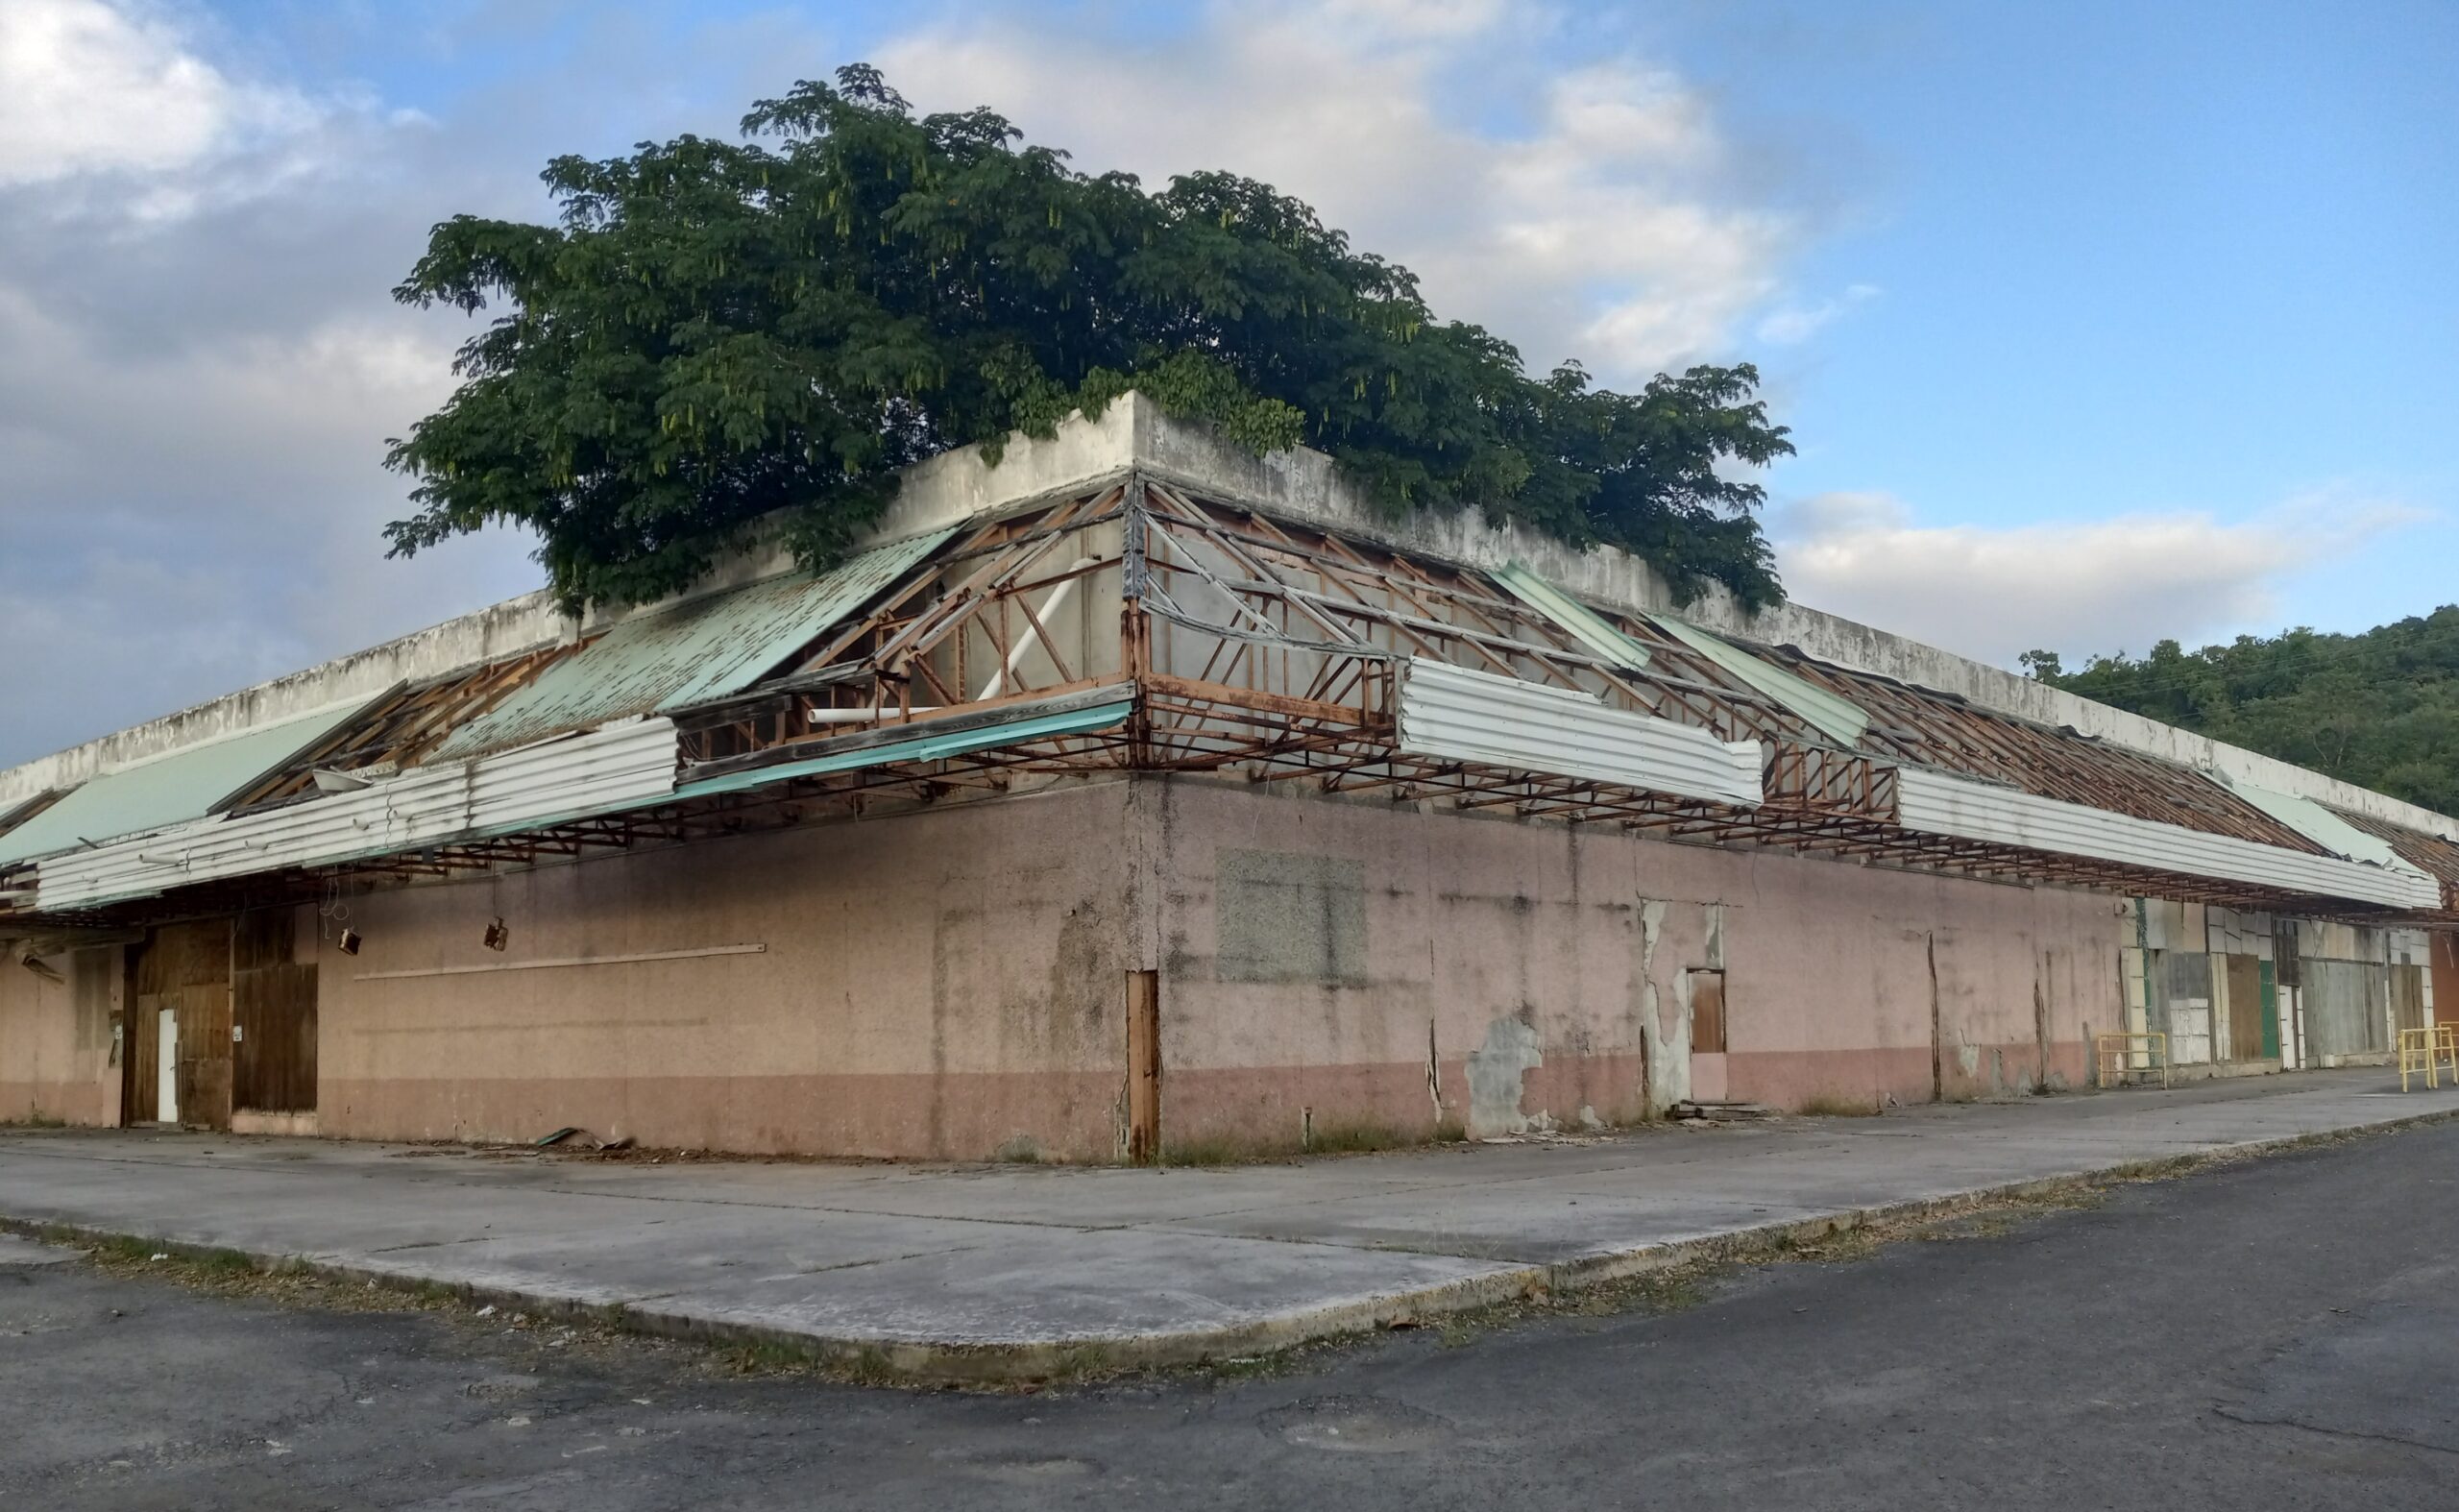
[430,527,955,761]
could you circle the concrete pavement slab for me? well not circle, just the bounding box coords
[4,1069,2456,1379]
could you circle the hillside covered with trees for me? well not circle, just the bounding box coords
[2027,607,2459,813]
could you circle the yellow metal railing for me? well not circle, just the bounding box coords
[2095,1032,2169,1089]
[2398,1025,2459,1090]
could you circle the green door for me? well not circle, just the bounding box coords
[2258,960,2281,1060]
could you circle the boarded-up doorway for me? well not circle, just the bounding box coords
[2224,955,2267,1061]
[123,917,233,1130]
[1126,970,1160,1165]
[2393,963,2427,1038]
[232,909,317,1130]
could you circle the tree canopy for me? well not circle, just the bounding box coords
[2038,608,2459,815]
[385,65,1793,612]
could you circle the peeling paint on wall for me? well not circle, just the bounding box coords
[1637,898,1691,1115]
[1465,1015,1543,1137]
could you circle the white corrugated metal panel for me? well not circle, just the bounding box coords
[35,719,679,912]
[1396,658,1762,809]
[1896,767,2442,910]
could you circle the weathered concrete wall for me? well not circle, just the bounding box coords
[316,782,1136,1161]
[0,947,121,1126]
[1141,777,2121,1150]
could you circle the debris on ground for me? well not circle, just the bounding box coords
[1669,1101,1778,1125]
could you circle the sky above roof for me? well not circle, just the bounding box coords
[2,0,2451,768]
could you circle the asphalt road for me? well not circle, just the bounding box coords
[8,1119,2459,1511]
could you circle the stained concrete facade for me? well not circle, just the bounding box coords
[7,772,2121,1157]
[0,948,120,1129]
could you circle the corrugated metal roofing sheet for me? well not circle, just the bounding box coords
[1643,613,1871,749]
[1493,563,1654,671]
[34,718,681,913]
[431,528,957,760]
[1897,766,2443,910]
[2221,777,2423,876]
[0,698,378,869]
[1396,657,1764,809]
[673,694,1138,802]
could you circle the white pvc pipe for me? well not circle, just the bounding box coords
[977,557,1098,700]
[806,707,941,724]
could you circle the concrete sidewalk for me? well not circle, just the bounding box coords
[4,1071,2453,1378]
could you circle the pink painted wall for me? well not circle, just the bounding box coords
[1143,777,2121,1148]
[0,947,122,1127]
[316,782,1136,1161]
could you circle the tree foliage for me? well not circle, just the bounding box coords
[386,65,1793,611]
[2042,608,2459,814]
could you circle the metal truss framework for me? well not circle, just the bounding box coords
[12,474,2459,932]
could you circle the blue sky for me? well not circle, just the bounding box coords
[1,0,2452,763]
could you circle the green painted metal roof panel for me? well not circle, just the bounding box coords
[1492,560,1867,748]
[1643,612,1871,749]
[430,527,958,760]
[1493,563,1653,671]
[2226,779,2416,872]
[673,696,1136,802]
[0,699,377,868]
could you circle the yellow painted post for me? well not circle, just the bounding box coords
[2398,1027,2437,1091]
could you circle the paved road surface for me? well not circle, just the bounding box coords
[7,1114,2458,1509]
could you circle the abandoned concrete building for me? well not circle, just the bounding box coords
[5,397,2458,1161]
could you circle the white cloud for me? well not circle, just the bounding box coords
[875,2,1795,378]
[1772,487,2430,666]
[1756,282,1880,345]
[0,0,324,196]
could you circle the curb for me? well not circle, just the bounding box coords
[9,1103,2456,1386]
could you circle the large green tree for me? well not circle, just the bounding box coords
[387,65,1793,612]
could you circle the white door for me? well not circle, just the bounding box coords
[157,1007,179,1125]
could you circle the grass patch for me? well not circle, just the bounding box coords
[1164,1118,1471,1167]
[0,1114,70,1130]
[1797,1092,1885,1117]
[1303,1120,1414,1156]
[1158,1134,1257,1168]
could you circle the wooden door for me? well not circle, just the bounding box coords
[2432,935,2459,1028]
[131,918,234,1131]
[176,981,232,1130]
[2225,955,2266,1061]
[2393,963,2427,1037]
[232,909,316,1114]
[234,963,318,1113]
[127,989,162,1123]
[1126,970,1160,1165]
